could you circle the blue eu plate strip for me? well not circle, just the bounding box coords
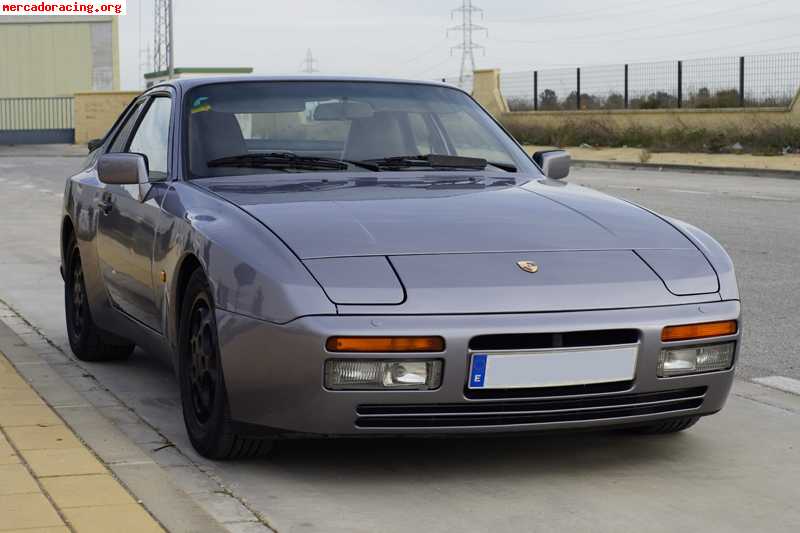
[470,354,487,388]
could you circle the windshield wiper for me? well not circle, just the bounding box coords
[358,154,486,170]
[208,152,360,171]
[486,161,518,173]
[356,154,517,173]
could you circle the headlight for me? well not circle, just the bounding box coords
[325,360,443,390]
[657,342,735,377]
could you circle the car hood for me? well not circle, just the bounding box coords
[198,172,697,258]
[198,172,721,312]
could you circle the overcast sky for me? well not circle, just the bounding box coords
[119,0,800,89]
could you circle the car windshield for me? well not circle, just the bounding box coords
[185,81,534,178]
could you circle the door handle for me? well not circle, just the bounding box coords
[97,195,113,215]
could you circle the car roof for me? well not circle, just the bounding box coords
[148,75,464,93]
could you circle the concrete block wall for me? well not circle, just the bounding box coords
[73,91,139,144]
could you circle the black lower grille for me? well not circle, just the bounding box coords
[469,329,640,351]
[465,380,633,400]
[355,387,706,429]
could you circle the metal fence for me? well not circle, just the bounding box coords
[0,97,74,144]
[0,97,74,130]
[501,52,800,111]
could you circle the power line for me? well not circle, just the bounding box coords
[494,0,779,47]
[448,0,487,85]
[397,38,449,66]
[492,0,699,25]
[494,11,794,49]
[301,49,319,74]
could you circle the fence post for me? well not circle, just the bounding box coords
[677,60,683,108]
[533,70,538,111]
[576,67,581,110]
[739,56,745,107]
[624,64,629,109]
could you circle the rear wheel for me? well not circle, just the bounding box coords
[178,269,273,460]
[631,416,701,434]
[65,237,135,362]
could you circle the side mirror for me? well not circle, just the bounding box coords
[87,138,104,152]
[533,150,571,180]
[97,153,148,185]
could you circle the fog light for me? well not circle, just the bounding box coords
[325,360,443,390]
[657,342,735,377]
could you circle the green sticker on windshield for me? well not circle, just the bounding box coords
[191,96,211,113]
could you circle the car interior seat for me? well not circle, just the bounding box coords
[189,111,247,175]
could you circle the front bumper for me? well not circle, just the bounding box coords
[216,300,740,436]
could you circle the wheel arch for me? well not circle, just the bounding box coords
[60,216,76,279]
[173,253,208,334]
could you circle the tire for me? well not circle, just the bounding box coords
[178,269,274,460]
[631,416,701,434]
[65,236,135,362]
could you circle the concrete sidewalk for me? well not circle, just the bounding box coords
[525,145,800,175]
[1,349,163,532]
[0,144,88,158]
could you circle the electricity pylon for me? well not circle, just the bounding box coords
[448,0,487,86]
[153,0,174,77]
[301,49,319,74]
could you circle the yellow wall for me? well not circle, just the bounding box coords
[471,69,800,132]
[0,18,118,98]
[74,91,139,144]
[471,69,509,116]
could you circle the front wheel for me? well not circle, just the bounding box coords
[178,269,273,460]
[64,237,135,362]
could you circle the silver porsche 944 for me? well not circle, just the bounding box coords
[61,77,741,459]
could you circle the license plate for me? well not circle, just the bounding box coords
[468,346,638,389]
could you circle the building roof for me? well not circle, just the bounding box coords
[144,67,254,80]
[0,16,115,24]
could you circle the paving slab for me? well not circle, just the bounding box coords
[0,493,64,530]
[0,324,231,533]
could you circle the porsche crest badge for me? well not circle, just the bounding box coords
[517,260,539,273]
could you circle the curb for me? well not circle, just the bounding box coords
[571,159,800,180]
[0,318,231,533]
[0,154,86,158]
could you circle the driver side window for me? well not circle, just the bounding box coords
[128,97,172,180]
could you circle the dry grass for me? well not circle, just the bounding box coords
[505,118,800,155]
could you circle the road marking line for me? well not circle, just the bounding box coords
[749,195,791,202]
[753,376,800,396]
[668,189,712,195]
[602,185,641,190]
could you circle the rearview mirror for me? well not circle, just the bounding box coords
[313,101,374,121]
[87,138,103,152]
[97,153,148,185]
[533,150,571,180]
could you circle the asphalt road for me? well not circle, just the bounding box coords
[572,167,800,381]
[1,151,799,532]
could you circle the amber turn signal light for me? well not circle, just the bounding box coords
[661,320,738,342]
[326,336,445,353]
